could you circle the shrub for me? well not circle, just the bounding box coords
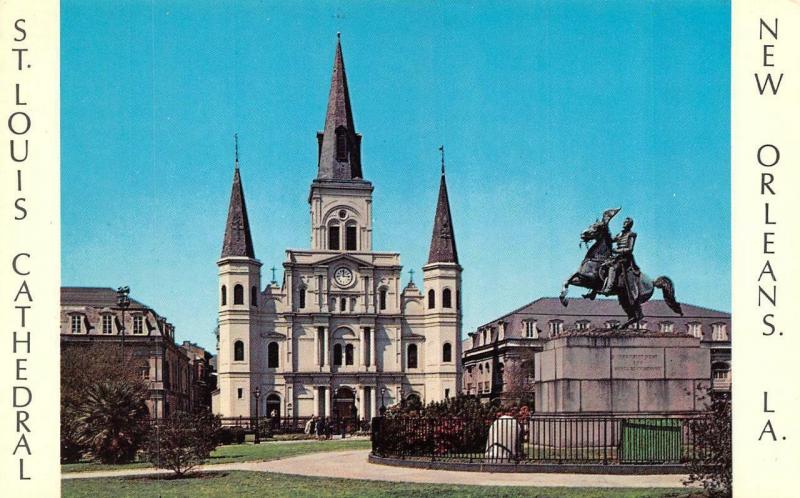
[147,410,221,476]
[216,427,234,445]
[231,426,246,444]
[257,419,274,440]
[684,388,732,497]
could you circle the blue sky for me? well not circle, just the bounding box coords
[62,1,730,352]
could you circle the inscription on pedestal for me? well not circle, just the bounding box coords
[611,349,664,379]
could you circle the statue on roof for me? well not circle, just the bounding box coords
[559,208,683,329]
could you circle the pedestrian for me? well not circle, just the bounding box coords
[315,416,324,440]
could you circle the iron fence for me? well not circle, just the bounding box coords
[214,416,370,435]
[372,414,705,465]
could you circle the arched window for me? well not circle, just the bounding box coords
[234,340,244,362]
[251,286,258,307]
[442,342,452,363]
[267,342,279,368]
[407,344,418,369]
[379,288,387,311]
[221,285,227,306]
[340,297,347,312]
[345,344,354,365]
[333,344,343,366]
[427,289,435,309]
[233,284,244,305]
[328,222,340,250]
[299,287,306,309]
[442,288,452,308]
[345,223,357,250]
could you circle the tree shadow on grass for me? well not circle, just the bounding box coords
[125,471,229,482]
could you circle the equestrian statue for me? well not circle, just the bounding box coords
[559,208,683,329]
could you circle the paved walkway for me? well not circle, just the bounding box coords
[64,449,694,488]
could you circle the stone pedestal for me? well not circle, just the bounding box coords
[534,329,710,414]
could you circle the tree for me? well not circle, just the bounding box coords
[501,348,537,408]
[147,410,221,476]
[61,343,150,463]
[684,387,732,497]
[75,378,150,463]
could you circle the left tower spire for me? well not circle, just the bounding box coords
[221,134,256,259]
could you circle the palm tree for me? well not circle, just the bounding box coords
[76,379,150,464]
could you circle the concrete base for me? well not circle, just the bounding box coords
[534,329,710,414]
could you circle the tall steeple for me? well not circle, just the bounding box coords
[316,33,363,180]
[221,135,256,259]
[427,146,459,265]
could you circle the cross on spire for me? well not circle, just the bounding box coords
[409,269,415,283]
[270,266,277,283]
[439,145,445,175]
[234,133,239,168]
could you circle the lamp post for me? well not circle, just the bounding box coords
[116,286,130,356]
[379,387,386,416]
[253,386,261,445]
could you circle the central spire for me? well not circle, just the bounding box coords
[316,34,363,180]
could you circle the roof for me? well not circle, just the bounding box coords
[220,166,256,259]
[316,35,363,181]
[61,287,148,309]
[474,297,730,337]
[427,171,459,264]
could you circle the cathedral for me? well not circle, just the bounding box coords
[212,37,462,420]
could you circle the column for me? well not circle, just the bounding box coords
[314,327,320,367]
[313,386,320,417]
[359,328,366,369]
[370,385,377,418]
[326,328,333,370]
[358,386,366,420]
[324,387,332,417]
[370,327,376,371]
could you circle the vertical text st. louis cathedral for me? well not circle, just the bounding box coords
[212,37,463,420]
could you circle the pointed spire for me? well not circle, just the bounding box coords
[221,136,256,259]
[316,34,363,180]
[427,147,459,265]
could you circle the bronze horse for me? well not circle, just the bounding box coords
[559,208,683,329]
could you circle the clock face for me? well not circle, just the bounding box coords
[334,267,354,287]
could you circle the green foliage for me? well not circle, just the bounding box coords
[74,379,150,464]
[684,388,732,497]
[61,343,150,463]
[147,410,221,476]
[377,395,531,457]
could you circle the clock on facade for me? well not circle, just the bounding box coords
[333,267,354,287]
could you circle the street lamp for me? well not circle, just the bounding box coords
[253,386,261,445]
[116,286,130,355]
[379,387,386,416]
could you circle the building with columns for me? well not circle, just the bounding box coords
[212,37,462,420]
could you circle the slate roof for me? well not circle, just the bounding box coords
[220,166,256,259]
[472,297,731,342]
[316,35,363,181]
[427,171,459,264]
[61,287,148,309]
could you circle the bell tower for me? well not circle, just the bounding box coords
[422,147,462,399]
[217,137,262,417]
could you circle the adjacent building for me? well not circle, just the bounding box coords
[213,37,462,420]
[60,287,215,417]
[462,298,731,404]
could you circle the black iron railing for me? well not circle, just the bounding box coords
[215,416,370,435]
[372,414,705,465]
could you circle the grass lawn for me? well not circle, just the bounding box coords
[61,439,371,473]
[62,470,693,498]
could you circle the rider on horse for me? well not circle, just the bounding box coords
[600,217,638,296]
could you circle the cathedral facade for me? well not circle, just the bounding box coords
[212,38,462,420]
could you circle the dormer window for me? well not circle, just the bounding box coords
[102,314,113,334]
[70,315,82,334]
[335,127,348,161]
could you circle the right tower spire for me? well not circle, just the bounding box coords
[427,146,459,265]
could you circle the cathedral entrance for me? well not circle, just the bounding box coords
[334,386,356,420]
[265,393,281,419]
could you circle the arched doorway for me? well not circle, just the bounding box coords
[265,393,281,419]
[334,386,356,420]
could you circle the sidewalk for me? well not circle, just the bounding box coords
[63,449,695,489]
